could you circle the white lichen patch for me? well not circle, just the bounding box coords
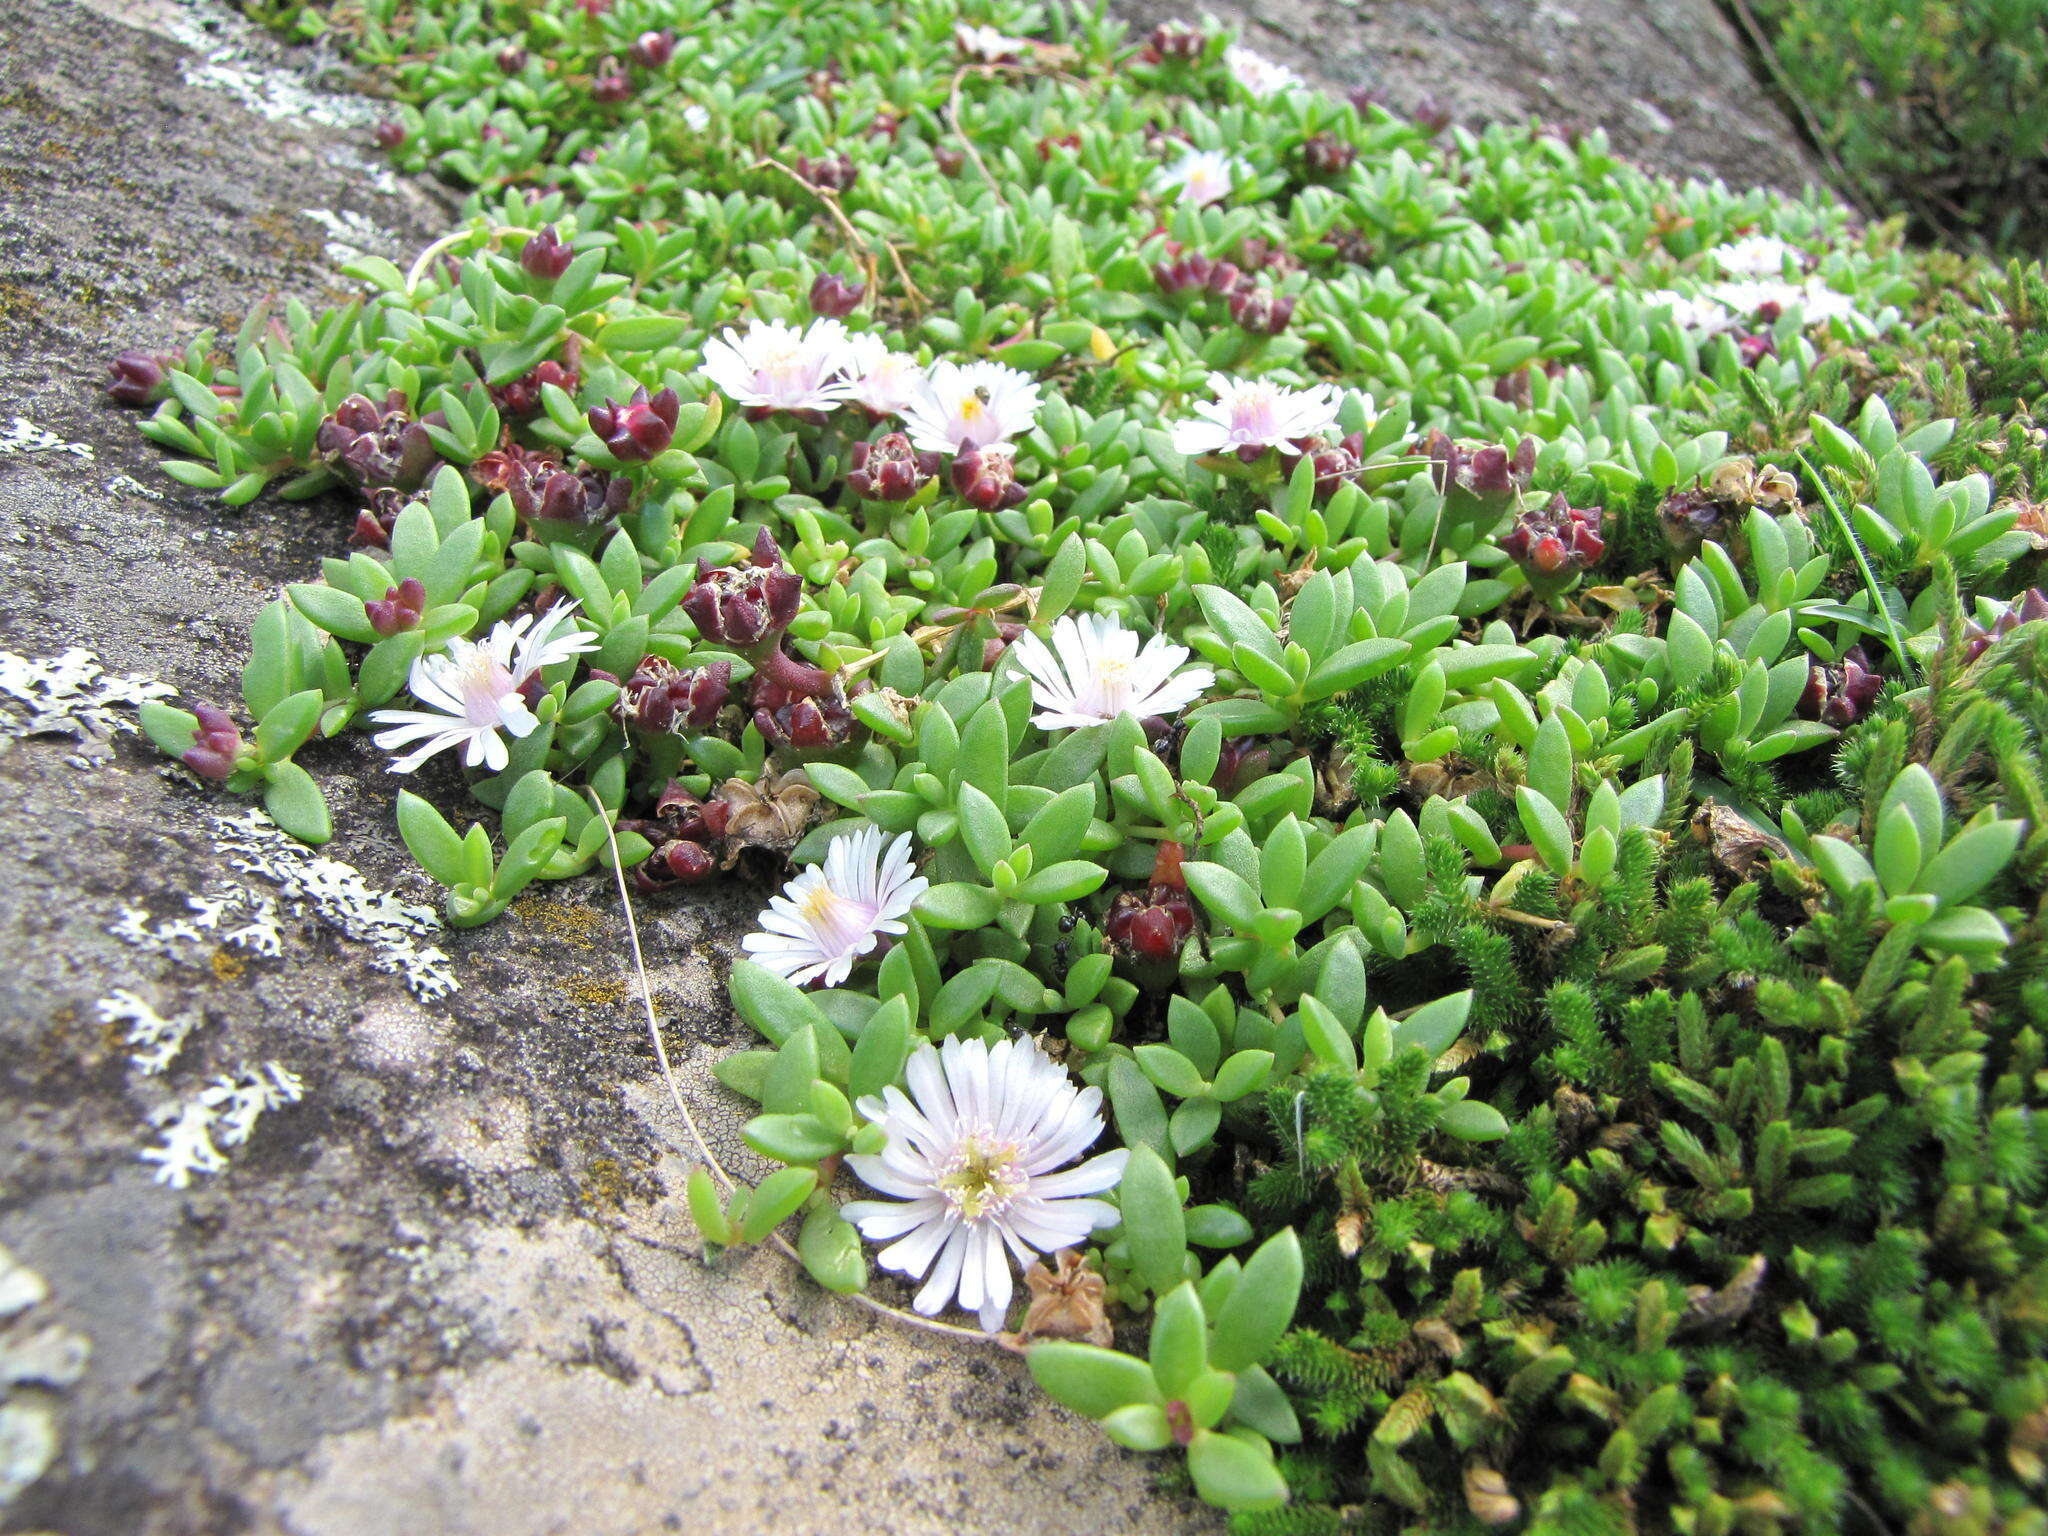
[0,417,93,461]
[109,888,285,964]
[212,809,457,1000]
[141,1062,306,1188]
[302,207,401,266]
[97,989,200,1076]
[165,0,377,130]
[104,473,167,502]
[0,648,174,761]
[0,1244,88,1512]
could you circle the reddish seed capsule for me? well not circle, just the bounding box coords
[365,578,427,637]
[181,703,243,781]
[105,350,167,406]
[628,29,674,68]
[520,224,575,281]
[373,120,407,150]
[586,386,680,462]
[681,527,804,651]
[808,271,866,317]
[848,433,941,502]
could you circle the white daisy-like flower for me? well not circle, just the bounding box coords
[681,103,711,133]
[1707,234,1801,277]
[1707,277,1808,319]
[1155,147,1245,208]
[1169,372,1343,457]
[842,1034,1129,1331]
[1008,612,1214,730]
[841,332,926,417]
[1643,288,1741,336]
[899,359,1041,454]
[1224,44,1306,97]
[701,317,856,412]
[740,825,929,988]
[1795,278,1870,327]
[369,603,597,773]
[954,21,1031,62]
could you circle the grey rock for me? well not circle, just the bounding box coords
[1116,0,1825,192]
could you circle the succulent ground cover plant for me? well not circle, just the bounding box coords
[111,0,2048,1529]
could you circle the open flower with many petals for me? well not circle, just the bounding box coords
[841,332,926,417]
[1169,372,1343,458]
[369,604,597,772]
[1707,234,1801,276]
[1224,44,1305,97]
[1155,147,1245,208]
[740,824,928,987]
[842,1035,1128,1331]
[899,360,1041,454]
[1008,612,1213,730]
[701,317,856,412]
[954,21,1031,62]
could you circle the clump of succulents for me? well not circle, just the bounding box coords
[115,0,2048,1529]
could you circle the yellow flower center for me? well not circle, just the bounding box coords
[958,396,985,421]
[939,1135,1025,1220]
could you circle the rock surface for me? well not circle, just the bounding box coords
[1116,0,1823,193]
[0,2,1214,1531]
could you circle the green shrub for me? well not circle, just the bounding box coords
[1737,0,2048,248]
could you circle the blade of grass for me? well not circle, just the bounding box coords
[1797,449,1913,678]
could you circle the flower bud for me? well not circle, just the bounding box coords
[496,43,528,73]
[1298,431,1365,501]
[365,578,427,637]
[481,446,633,532]
[591,59,632,103]
[1346,85,1386,114]
[182,704,242,780]
[618,658,731,735]
[949,446,1028,511]
[661,840,717,883]
[867,108,902,141]
[808,272,866,318]
[753,686,856,751]
[316,391,442,492]
[106,350,167,406]
[1420,428,1536,530]
[1957,588,2048,663]
[1144,22,1204,62]
[488,359,578,420]
[848,433,941,502]
[793,152,858,193]
[628,29,674,68]
[1152,253,1244,298]
[934,145,966,177]
[520,225,574,281]
[1501,495,1604,593]
[682,527,804,650]
[1036,131,1081,161]
[587,385,680,462]
[1301,133,1356,176]
[350,489,413,548]
[373,120,407,150]
[1104,844,1197,964]
[1228,287,1294,336]
[1414,97,1453,136]
[1798,646,1884,727]
[1658,488,1728,556]
[1736,331,1776,368]
[1236,236,1297,278]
